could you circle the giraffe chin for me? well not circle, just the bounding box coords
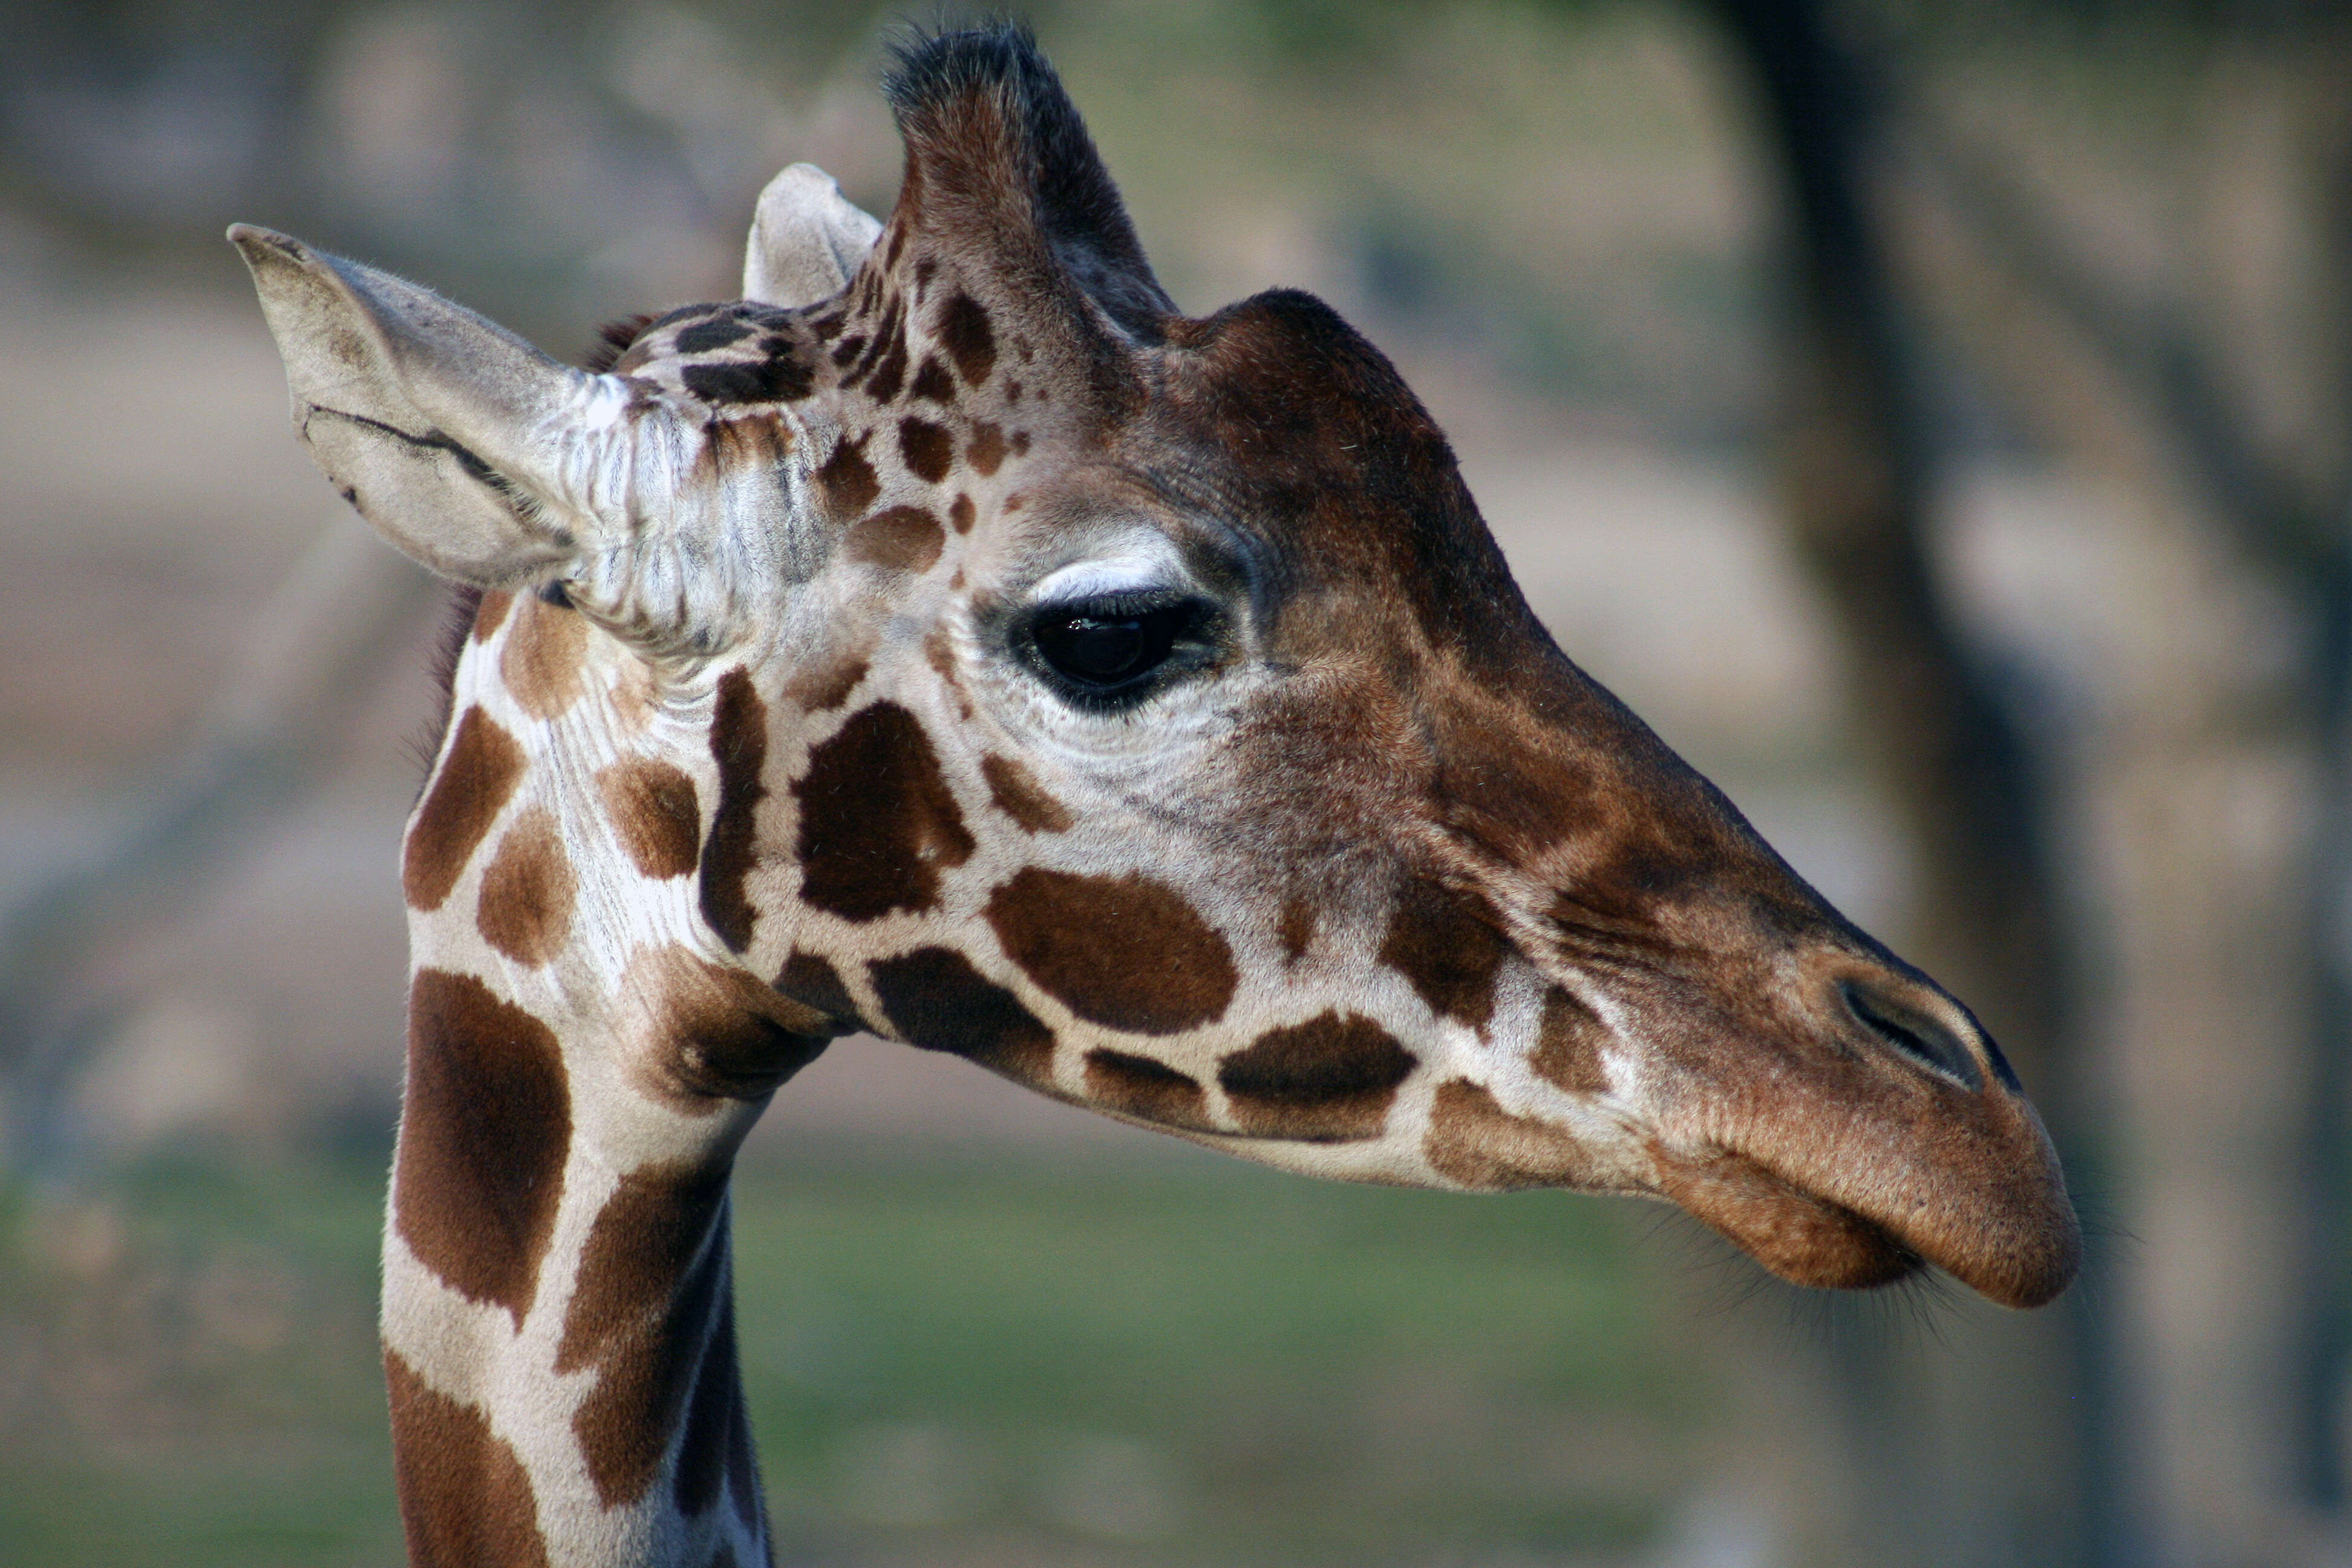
[1651,1148,1920,1293]
[1651,1145,2079,1308]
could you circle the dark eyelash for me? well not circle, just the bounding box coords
[1033,587,1186,619]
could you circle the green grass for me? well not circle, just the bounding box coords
[0,1145,1707,1566]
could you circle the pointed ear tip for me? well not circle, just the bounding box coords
[227,223,307,267]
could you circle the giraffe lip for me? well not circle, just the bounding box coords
[1649,1139,2080,1307]
[1650,1145,1924,1293]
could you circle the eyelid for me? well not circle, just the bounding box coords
[1029,552,1184,604]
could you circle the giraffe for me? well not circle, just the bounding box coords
[230,24,2078,1567]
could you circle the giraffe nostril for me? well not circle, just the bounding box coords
[1838,978,1986,1091]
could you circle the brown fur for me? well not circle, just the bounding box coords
[793,702,975,921]
[815,431,880,520]
[783,656,869,713]
[500,599,589,721]
[556,1161,731,1507]
[404,708,525,912]
[979,752,1071,833]
[1423,1079,1598,1189]
[471,587,514,642]
[1377,878,1511,1030]
[474,806,578,966]
[385,1351,550,1568]
[697,671,768,952]
[619,946,835,1112]
[1216,1011,1417,1141]
[597,757,702,880]
[849,505,946,573]
[984,867,1236,1034]
[1276,898,1317,966]
[1531,986,1611,1094]
[897,416,954,483]
[868,946,1057,1085]
[395,969,570,1325]
[964,420,1007,475]
[1083,1048,1213,1131]
[911,355,956,402]
[774,949,862,1027]
[935,291,996,385]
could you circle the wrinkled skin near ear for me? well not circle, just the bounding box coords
[743,163,883,307]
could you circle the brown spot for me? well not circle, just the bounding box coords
[1276,898,1317,965]
[850,296,904,384]
[1379,878,1511,1030]
[948,492,976,533]
[809,310,847,342]
[936,290,995,385]
[697,670,768,952]
[611,651,659,732]
[621,947,834,1110]
[1218,1011,1416,1142]
[385,1351,549,1568]
[979,753,1071,834]
[864,333,909,404]
[794,702,974,922]
[672,1293,748,1517]
[475,806,577,966]
[598,757,701,880]
[816,431,880,520]
[472,588,515,642]
[1532,986,1611,1094]
[910,355,956,402]
[776,949,860,1027]
[676,316,754,354]
[984,869,1235,1035]
[405,708,526,912]
[1084,1048,1212,1130]
[898,416,953,483]
[1423,1079,1596,1189]
[500,598,589,717]
[395,969,570,1326]
[558,1161,732,1507]
[965,422,1007,475]
[913,254,937,296]
[1004,379,1023,404]
[682,353,812,404]
[785,655,869,712]
[1010,430,1031,456]
[869,946,1056,1085]
[696,413,793,482]
[849,505,945,573]
[830,333,868,367]
[924,626,972,719]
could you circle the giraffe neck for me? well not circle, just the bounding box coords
[382,592,827,1566]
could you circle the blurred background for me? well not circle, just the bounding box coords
[0,1,2345,1563]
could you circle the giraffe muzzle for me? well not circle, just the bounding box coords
[1636,956,2081,1309]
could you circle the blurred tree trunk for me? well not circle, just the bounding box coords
[1699,1,2114,1563]
[1862,19,2352,1555]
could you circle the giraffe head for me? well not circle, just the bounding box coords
[234,25,2077,1308]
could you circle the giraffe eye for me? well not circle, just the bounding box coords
[1021,592,1213,706]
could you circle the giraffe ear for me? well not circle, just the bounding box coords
[742,164,883,307]
[230,224,655,589]
[883,25,1174,349]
